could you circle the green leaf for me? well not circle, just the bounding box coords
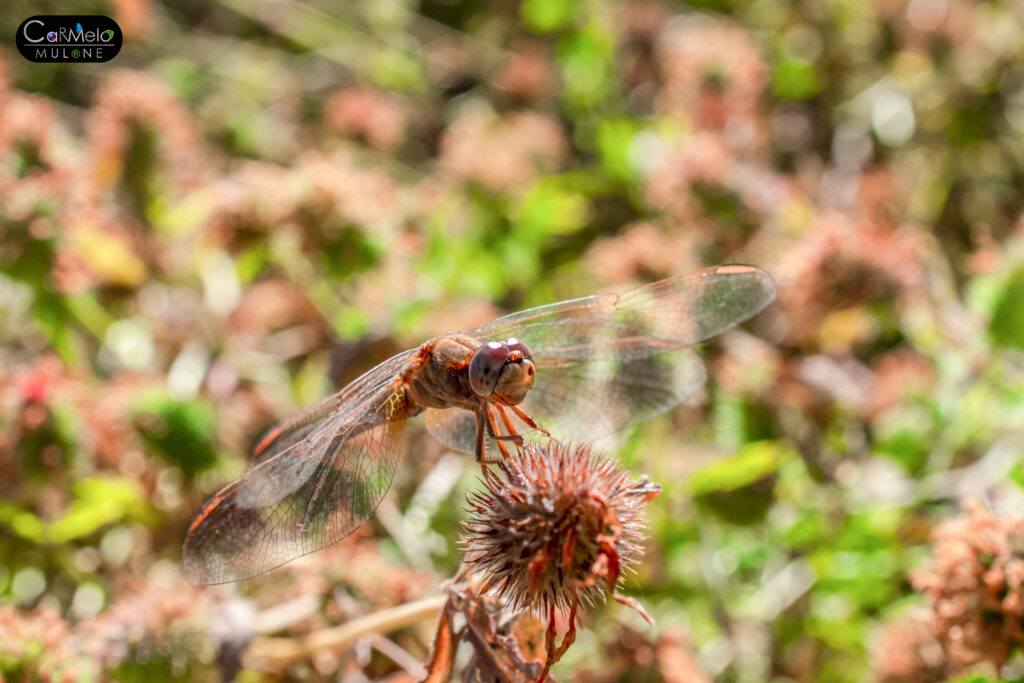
[558,30,612,109]
[236,243,269,283]
[772,58,820,100]
[322,226,382,279]
[950,674,1007,683]
[689,441,786,495]
[1010,462,1024,490]
[0,503,45,541]
[50,478,148,543]
[294,352,332,408]
[333,307,369,339]
[597,119,638,182]
[873,405,933,473]
[989,266,1024,349]
[522,0,574,32]
[515,180,590,239]
[0,478,148,543]
[133,393,220,475]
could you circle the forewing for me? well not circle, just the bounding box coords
[468,265,775,349]
[182,381,409,584]
[425,347,707,452]
[426,265,774,451]
[252,348,418,465]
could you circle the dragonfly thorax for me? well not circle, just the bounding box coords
[403,334,536,412]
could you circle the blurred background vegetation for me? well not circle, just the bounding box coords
[3,0,1024,681]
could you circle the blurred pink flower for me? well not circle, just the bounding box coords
[210,161,302,239]
[776,214,929,346]
[440,105,567,192]
[229,278,325,345]
[871,614,948,683]
[646,131,732,223]
[864,349,936,420]
[583,222,700,285]
[876,0,976,48]
[86,70,208,195]
[0,93,61,172]
[110,0,156,40]
[325,86,407,153]
[656,15,767,130]
[296,150,400,229]
[493,41,558,102]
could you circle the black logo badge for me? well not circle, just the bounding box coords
[16,16,122,63]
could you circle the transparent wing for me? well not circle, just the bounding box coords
[426,265,775,451]
[182,355,414,585]
[470,264,775,348]
[426,347,707,453]
[251,348,418,465]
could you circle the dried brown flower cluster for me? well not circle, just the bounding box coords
[778,215,932,348]
[0,578,222,682]
[493,41,558,102]
[439,106,567,191]
[656,14,767,130]
[903,499,1024,676]
[463,440,659,616]
[873,499,1024,681]
[871,614,948,683]
[87,70,208,195]
[324,86,408,153]
[584,221,700,286]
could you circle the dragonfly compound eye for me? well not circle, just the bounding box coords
[505,337,533,359]
[469,341,510,396]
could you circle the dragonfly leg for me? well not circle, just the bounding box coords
[474,408,488,463]
[494,404,524,446]
[484,404,524,443]
[495,437,511,460]
[508,403,551,437]
[474,406,504,465]
[486,406,513,460]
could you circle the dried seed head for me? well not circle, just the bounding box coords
[462,440,660,615]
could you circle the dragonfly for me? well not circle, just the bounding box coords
[181,265,775,584]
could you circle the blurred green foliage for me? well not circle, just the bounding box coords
[132,394,220,475]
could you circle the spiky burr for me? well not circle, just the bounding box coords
[462,440,660,616]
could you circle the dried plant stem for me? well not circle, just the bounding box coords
[366,632,428,677]
[421,597,459,683]
[537,598,579,683]
[246,595,447,666]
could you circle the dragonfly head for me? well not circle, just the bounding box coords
[469,338,536,404]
